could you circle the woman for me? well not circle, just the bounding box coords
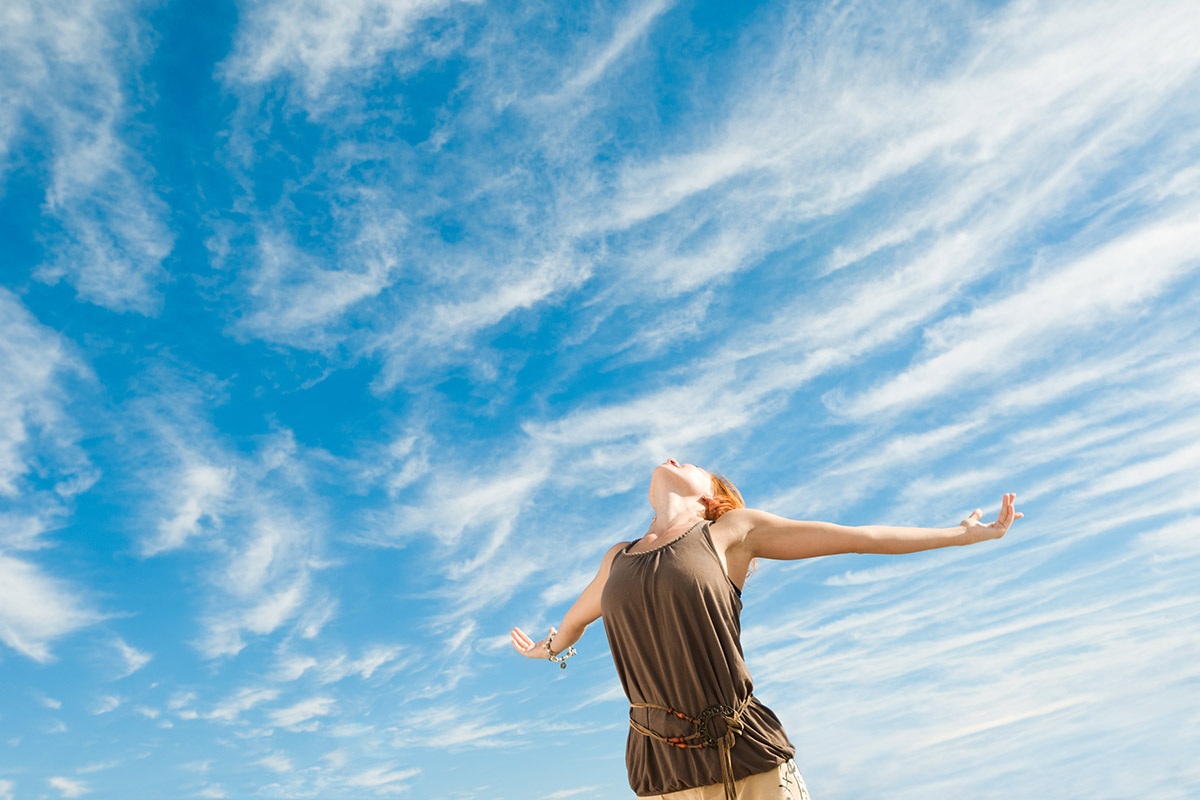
[511,459,1023,799]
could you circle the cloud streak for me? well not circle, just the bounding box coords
[2,0,1199,797]
[1,0,173,313]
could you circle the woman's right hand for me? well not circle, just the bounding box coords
[510,626,552,659]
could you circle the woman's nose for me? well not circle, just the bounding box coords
[668,459,679,467]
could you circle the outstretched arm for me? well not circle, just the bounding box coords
[720,493,1023,561]
[511,541,626,661]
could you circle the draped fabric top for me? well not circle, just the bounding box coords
[600,519,795,797]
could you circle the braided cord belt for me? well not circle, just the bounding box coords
[629,694,755,800]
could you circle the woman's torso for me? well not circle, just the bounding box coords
[600,519,796,797]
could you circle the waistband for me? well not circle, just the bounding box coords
[628,694,754,800]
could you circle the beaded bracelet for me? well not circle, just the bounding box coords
[544,627,578,669]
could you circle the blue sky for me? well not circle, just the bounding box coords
[2,0,1199,798]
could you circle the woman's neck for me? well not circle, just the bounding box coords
[645,496,704,538]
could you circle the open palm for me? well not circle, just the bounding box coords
[510,626,551,659]
[961,492,1023,541]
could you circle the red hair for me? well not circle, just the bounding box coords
[701,470,756,580]
[701,471,745,521]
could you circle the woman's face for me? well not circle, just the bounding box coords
[649,459,712,500]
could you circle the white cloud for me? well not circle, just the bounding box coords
[194,0,1200,405]
[256,752,293,773]
[130,382,337,658]
[0,290,96,531]
[2,2,1196,796]
[1138,515,1200,562]
[274,645,406,686]
[345,765,420,788]
[76,761,119,775]
[268,696,336,728]
[90,695,120,715]
[272,654,319,682]
[232,219,407,347]
[350,645,403,679]
[0,779,12,800]
[0,292,102,662]
[1077,438,1200,499]
[550,0,675,98]
[745,532,1200,797]
[391,702,522,749]
[1,1,173,313]
[833,206,1200,418]
[167,691,196,711]
[145,462,236,556]
[542,789,600,800]
[113,637,152,678]
[204,687,281,723]
[221,0,463,104]
[0,553,103,662]
[47,777,89,798]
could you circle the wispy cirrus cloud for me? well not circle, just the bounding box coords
[830,206,1200,419]
[267,695,337,729]
[0,290,103,661]
[122,366,345,659]
[47,776,89,798]
[0,290,97,529]
[3,0,1199,797]
[270,645,406,684]
[1,0,173,313]
[204,686,281,723]
[742,511,1200,799]
[90,695,121,715]
[112,637,152,678]
[0,554,103,662]
[221,0,466,106]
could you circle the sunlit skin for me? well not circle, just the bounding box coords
[511,459,1023,659]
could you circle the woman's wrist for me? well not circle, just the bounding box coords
[545,626,578,668]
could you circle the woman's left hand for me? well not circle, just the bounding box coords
[961,492,1024,542]
[510,626,552,660]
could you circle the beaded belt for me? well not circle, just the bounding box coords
[629,694,754,800]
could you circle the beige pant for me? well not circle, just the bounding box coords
[653,759,811,800]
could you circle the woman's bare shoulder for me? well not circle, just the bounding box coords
[710,507,756,534]
[604,540,630,557]
[708,508,763,550]
[598,540,630,573]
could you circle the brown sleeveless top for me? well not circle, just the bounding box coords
[600,519,796,797]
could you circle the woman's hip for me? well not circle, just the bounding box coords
[653,759,811,800]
